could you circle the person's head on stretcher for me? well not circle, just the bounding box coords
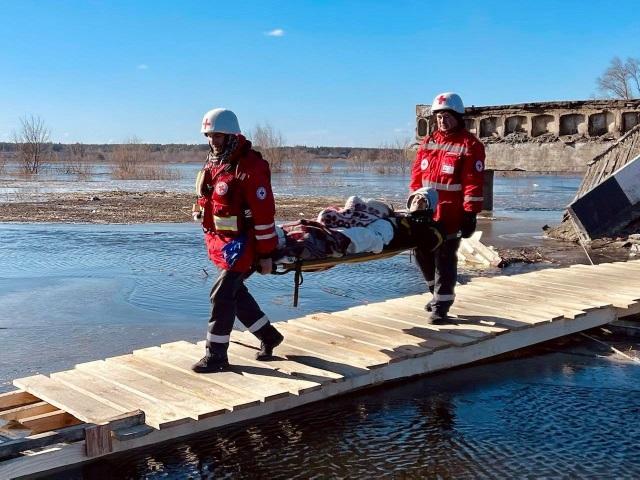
[406,187,438,213]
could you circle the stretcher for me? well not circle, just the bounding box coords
[271,247,412,306]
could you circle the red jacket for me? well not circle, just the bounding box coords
[409,128,485,235]
[197,135,277,272]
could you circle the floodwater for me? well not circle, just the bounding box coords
[2,170,639,478]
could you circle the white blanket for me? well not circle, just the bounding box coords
[337,219,394,254]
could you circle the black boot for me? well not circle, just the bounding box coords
[191,352,229,373]
[428,308,450,325]
[256,328,284,360]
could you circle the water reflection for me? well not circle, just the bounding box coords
[0,164,582,215]
[45,342,640,479]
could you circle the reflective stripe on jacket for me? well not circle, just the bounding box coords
[197,135,277,272]
[409,129,485,235]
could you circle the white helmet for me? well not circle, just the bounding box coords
[431,92,465,115]
[200,108,241,135]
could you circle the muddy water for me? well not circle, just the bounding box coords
[2,173,639,477]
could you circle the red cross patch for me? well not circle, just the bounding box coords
[215,181,228,195]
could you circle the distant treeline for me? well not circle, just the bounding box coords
[1,141,412,178]
[0,142,379,155]
[0,142,390,162]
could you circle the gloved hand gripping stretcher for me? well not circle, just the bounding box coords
[267,189,444,305]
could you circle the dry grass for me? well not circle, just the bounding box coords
[111,139,180,180]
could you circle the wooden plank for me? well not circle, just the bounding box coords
[385,294,561,322]
[587,260,640,270]
[237,325,381,370]
[74,360,225,421]
[0,391,40,411]
[505,273,639,303]
[352,305,491,342]
[231,331,368,378]
[13,375,126,424]
[301,313,446,351]
[292,315,432,357]
[453,299,567,323]
[134,344,288,403]
[105,355,242,412]
[0,411,144,461]
[469,275,637,309]
[371,303,507,336]
[158,341,322,395]
[528,271,640,299]
[462,283,609,315]
[51,369,189,430]
[275,323,395,368]
[531,264,640,282]
[0,402,58,422]
[132,347,263,408]
[226,341,345,384]
[324,310,475,348]
[85,423,112,457]
[549,267,640,288]
[452,290,583,320]
[456,286,590,320]
[438,297,560,324]
[529,270,639,292]
[0,424,87,461]
[446,306,532,330]
[561,268,640,295]
[20,410,81,435]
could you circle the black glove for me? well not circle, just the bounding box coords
[460,212,477,239]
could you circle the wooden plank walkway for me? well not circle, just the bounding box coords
[2,260,639,478]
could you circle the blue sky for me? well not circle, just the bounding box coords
[1,0,639,147]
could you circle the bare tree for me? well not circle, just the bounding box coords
[395,137,414,175]
[0,143,6,174]
[597,56,640,99]
[626,57,640,96]
[372,139,413,175]
[250,123,287,173]
[13,115,50,174]
[289,150,313,176]
[348,150,373,173]
[62,142,93,177]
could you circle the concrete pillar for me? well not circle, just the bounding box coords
[550,114,560,136]
[482,169,494,212]
[614,110,623,136]
[496,116,505,138]
[525,115,533,136]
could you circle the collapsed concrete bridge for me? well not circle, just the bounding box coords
[416,99,640,141]
[416,99,640,172]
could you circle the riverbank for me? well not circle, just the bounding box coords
[0,189,634,268]
[0,191,344,224]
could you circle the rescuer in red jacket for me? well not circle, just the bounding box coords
[409,92,485,324]
[191,108,284,373]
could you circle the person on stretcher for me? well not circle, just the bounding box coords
[271,188,443,265]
